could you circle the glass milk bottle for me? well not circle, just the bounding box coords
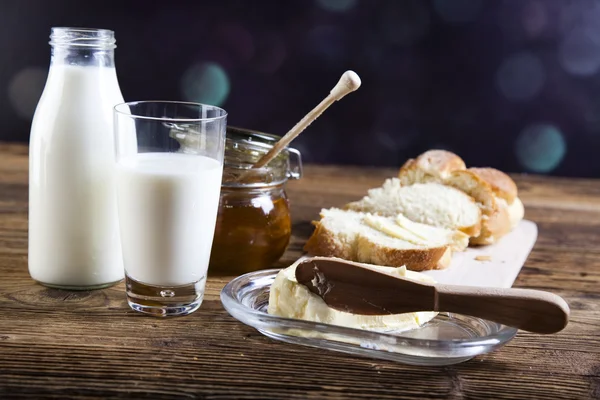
[29,28,125,289]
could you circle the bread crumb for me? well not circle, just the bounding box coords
[475,255,492,262]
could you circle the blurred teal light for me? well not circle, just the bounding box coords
[496,52,545,101]
[181,62,230,107]
[316,0,357,12]
[515,124,566,173]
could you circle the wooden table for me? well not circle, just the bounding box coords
[0,143,598,399]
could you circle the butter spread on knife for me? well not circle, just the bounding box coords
[267,257,437,332]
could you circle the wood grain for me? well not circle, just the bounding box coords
[0,144,599,399]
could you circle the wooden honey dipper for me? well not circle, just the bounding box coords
[250,70,361,170]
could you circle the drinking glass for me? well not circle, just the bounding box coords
[113,101,227,316]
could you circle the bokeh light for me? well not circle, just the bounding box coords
[495,52,545,101]
[316,0,357,13]
[381,0,430,46]
[559,27,600,76]
[181,62,230,107]
[8,67,47,119]
[558,1,600,38]
[522,1,548,38]
[558,1,580,34]
[433,0,482,24]
[557,1,600,76]
[515,123,566,173]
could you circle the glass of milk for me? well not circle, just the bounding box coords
[114,101,227,316]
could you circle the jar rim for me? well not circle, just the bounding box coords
[50,27,116,49]
[222,126,298,188]
[225,126,282,152]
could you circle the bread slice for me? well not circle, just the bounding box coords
[304,208,468,271]
[465,167,523,241]
[346,179,482,237]
[444,169,497,234]
[398,150,525,245]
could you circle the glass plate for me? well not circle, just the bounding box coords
[220,269,518,366]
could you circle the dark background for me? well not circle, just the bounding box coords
[2,0,600,177]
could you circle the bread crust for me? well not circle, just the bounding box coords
[413,150,466,178]
[468,167,517,204]
[398,160,438,186]
[443,169,518,246]
[469,200,512,245]
[304,221,355,261]
[445,170,496,210]
[357,237,449,271]
[304,220,450,271]
[399,150,466,186]
[398,158,416,177]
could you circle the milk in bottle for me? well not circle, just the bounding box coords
[29,28,125,289]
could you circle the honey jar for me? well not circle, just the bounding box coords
[208,126,302,274]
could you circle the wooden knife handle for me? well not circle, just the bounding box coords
[435,284,570,334]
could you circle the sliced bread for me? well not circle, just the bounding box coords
[467,167,524,229]
[304,208,469,271]
[444,169,505,245]
[463,167,524,244]
[345,179,482,237]
[398,150,525,245]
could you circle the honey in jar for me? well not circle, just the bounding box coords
[208,127,302,274]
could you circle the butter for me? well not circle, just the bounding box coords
[396,214,469,250]
[267,259,438,332]
[395,214,431,240]
[395,214,447,241]
[363,215,433,246]
[362,213,468,251]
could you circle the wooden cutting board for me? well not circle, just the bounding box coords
[423,220,538,288]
